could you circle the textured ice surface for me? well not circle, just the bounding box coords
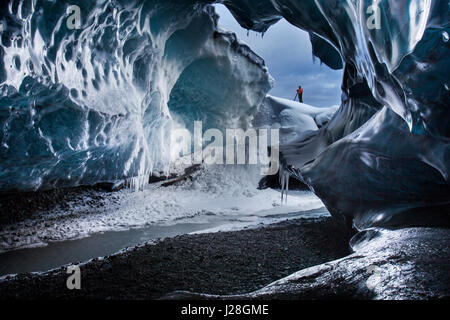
[0,1,272,191]
[220,0,450,229]
[253,95,339,141]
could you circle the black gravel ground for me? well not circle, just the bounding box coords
[0,186,115,226]
[0,217,352,300]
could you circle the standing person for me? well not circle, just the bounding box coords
[294,85,304,103]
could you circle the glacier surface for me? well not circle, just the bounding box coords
[0,0,449,230]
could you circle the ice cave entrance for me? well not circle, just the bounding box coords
[166,4,344,175]
[212,4,343,109]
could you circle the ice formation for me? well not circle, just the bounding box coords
[221,0,450,229]
[253,95,339,140]
[1,0,449,230]
[0,0,272,191]
[252,96,339,203]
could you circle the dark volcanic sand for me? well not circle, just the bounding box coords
[0,217,352,300]
[0,186,114,226]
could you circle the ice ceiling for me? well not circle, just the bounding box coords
[0,0,449,229]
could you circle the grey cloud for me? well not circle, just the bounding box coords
[215,4,342,107]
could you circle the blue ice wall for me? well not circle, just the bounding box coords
[0,0,271,191]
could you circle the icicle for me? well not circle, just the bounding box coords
[279,166,289,204]
[285,170,289,204]
[124,175,148,192]
[280,166,284,204]
[247,29,249,37]
[279,165,290,205]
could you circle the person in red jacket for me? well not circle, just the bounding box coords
[294,85,304,103]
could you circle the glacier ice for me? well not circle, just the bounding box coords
[0,0,449,230]
[252,95,339,202]
[222,0,449,229]
[253,95,339,136]
[0,0,272,191]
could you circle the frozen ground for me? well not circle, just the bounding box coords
[0,164,325,253]
[0,217,351,299]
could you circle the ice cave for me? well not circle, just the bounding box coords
[0,0,448,301]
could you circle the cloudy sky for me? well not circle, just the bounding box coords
[214,4,343,108]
